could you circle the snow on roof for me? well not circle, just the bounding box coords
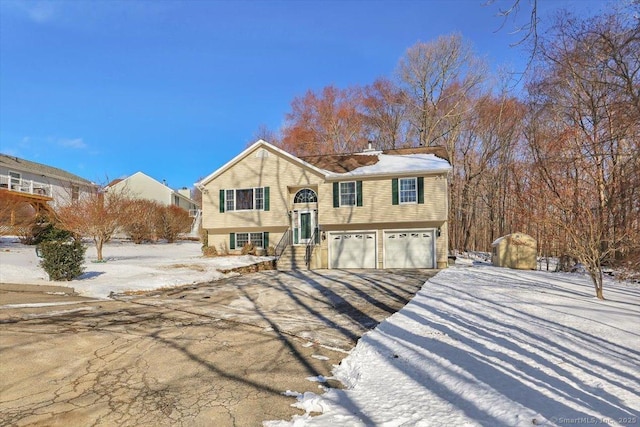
[198,140,452,186]
[324,153,451,178]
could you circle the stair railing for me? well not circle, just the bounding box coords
[274,229,292,258]
[304,228,318,269]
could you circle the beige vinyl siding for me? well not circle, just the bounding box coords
[201,146,324,230]
[200,142,450,267]
[207,229,288,255]
[317,174,448,225]
[435,222,448,268]
[109,172,170,205]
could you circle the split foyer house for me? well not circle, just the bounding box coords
[197,140,452,269]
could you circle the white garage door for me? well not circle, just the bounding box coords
[384,230,435,268]
[329,232,376,269]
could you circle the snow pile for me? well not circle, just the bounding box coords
[267,265,640,426]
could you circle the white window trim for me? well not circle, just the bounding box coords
[235,232,265,248]
[225,187,265,212]
[8,171,21,190]
[339,181,357,207]
[399,177,418,204]
[294,188,317,203]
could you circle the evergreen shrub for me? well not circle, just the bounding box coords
[39,239,86,281]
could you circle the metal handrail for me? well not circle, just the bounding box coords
[274,229,292,258]
[304,228,318,269]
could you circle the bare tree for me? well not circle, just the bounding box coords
[280,85,368,155]
[121,199,162,243]
[156,205,192,243]
[449,91,525,251]
[525,5,640,299]
[360,78,410,149]
[57,188,129,261]
[396,33,486,154]
[248,124,280,147]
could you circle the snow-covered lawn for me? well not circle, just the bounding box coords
[0,236,272,299]
[267,261,640,427]
[1,237,638,426]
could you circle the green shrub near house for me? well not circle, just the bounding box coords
[39,239,86,281]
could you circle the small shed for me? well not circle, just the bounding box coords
[491,232,537,270]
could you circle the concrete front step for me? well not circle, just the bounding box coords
[277,246,310,271]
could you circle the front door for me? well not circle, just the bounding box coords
[299,212,312,244]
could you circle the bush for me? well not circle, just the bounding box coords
[156,205,192,243]
[122,199,162,243]
[200,228,208,246]
[241,242,256,255]
[39,239,86,281]
[202,245,218,257]
[32,220,73,245]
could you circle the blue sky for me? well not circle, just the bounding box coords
[0,0,606,189]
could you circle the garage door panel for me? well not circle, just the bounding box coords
[330,232,376,269]
[384,230,434,269]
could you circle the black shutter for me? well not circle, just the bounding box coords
[418,177,424,204]
[356,181,363,206]
[392,179,399,205]
[333,182,339,207]
[229,233,235,250]
[219,189,225,213]
[263,232,269,248]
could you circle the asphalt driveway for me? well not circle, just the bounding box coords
[0,268,437,427]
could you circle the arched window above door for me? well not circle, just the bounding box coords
[294,188,317,203]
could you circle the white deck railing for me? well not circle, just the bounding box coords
[0,175,54,197]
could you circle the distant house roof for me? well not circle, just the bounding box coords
[106,178,124,187]
[109,171,199,206]
[0,153,95,186]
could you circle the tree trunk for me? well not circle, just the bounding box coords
[589,268,605,300]
[95,237,104,262]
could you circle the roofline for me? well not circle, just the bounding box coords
[1,153,97,186]
[172,189,199,205]
[110,171,199,204]
[197,139,329,187]
[324,168,451,181]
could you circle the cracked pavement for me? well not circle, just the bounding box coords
[0,269,436,426]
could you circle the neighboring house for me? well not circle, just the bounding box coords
[492,232,537,270]
[107,171,199,213]
[0,153,97,219]
[197,139,452,269]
